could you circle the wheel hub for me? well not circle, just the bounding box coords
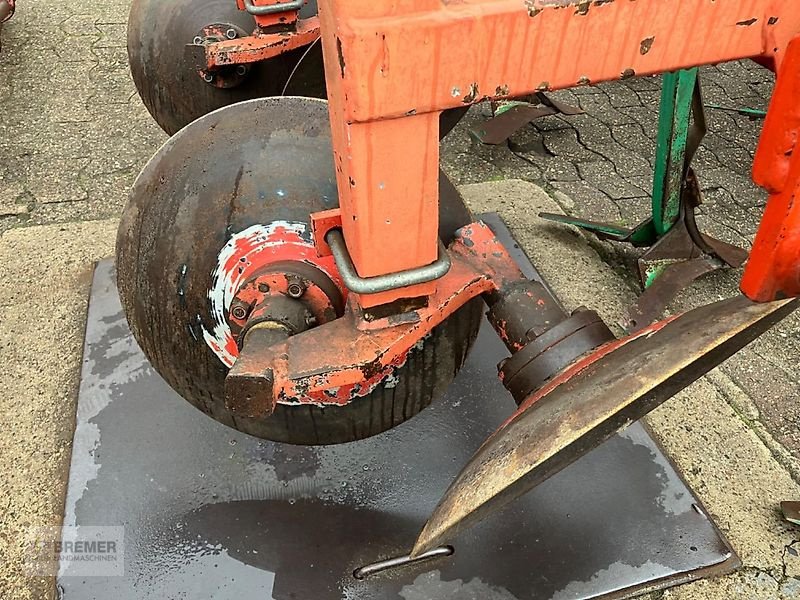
[192,22,252,89]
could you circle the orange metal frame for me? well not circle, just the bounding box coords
[312,0,800,307]
[198,0,320,69]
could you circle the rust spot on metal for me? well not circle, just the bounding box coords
[575,0,590,15]
[736,17,758,27]
[621,68,635,80]
[640,37,655,55]
[348,177,356,187]
[537,81,550,91]
[577,76,590,86]
[462,82,479,103]
[768,16,779,25]
[336,36,345,78]
[495,84,510,97]
[524,0,542,17]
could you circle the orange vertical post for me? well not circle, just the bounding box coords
[743,36,800,301]
[318,0,441,308]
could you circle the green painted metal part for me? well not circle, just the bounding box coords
[706,103,767,118]
[541,68,698,257]
[538,213,658,248]
[537,213,631,240]
[651,68,698,239]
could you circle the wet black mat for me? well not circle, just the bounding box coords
[59,216,738,599]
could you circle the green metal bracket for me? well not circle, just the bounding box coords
[541,68,700,256]
[651,68,699,238]
[706,103,767,119]
[540,69,748,330]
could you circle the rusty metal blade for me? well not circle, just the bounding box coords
[412,295,797,557]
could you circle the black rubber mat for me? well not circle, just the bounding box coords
[58,215,738,599]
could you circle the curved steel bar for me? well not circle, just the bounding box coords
[325,228,451,295]
[352,546,454,580]
[242,0,304,16]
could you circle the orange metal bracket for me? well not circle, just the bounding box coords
[203,16,320,68]
[743,36,800,301]
[228,222,525,415]
[318,0,800,308]
[236,0,299,28]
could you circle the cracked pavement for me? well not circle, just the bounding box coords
[1,2,799,599]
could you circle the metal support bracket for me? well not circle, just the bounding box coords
[541,70,748,331]
[325,229,451,296]
[243,0,303,15]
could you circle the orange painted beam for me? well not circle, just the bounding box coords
[323,0,796,123]
[742,36,800,301]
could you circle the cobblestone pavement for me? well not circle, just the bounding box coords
[0,1,164,231]
[1,2,799,598]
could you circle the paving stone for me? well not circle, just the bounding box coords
[622,74,661,92]
[585,142,653,179]
[441,152,503,186]
[552,180,623,223]
[25,156,90,204]
[57,14,98,37]
[609,122,656,158]
[539,156,581,182]
[94,23,127,48]
[533,114,574,132]
[577,161,648,200]
[604,84,643,109]
[574,93,638,126]
[541,127,598,161]
[617,105,660,137]
[0,182,29,217]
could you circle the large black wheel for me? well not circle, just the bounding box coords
[127,0,325,135]
[116,97,483,445]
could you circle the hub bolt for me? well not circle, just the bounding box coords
[236,65,248,76]
[257,282,270,293]
[231,305,248,320]
[203,72,215,83]
[226,28,238,40]
[287,280,306,298]
[193,35,204,45]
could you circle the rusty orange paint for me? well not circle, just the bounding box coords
[743,36,800,301]
[236,0,299,28]
[267,222,525,403]
[321,0,797,123]
[205,16,320,67]
[317,0,800,309]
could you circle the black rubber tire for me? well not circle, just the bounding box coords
[127,0,325,136]
[116,97,482,445]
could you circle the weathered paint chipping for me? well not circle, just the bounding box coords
[202,221,340,369]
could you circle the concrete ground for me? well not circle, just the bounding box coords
[0,2,798,599]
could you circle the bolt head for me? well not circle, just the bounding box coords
[202,72,215,83]
[231,305,248,320]
[287,282,305,298]
[193,35,204,45]
[236,65,248,76]
[257,282,270,293]
[226,28,237,39]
